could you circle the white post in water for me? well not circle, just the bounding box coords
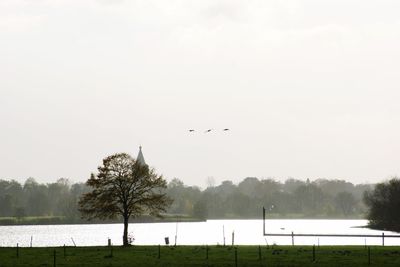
[175,221,178,246]
[223,225,226,246]
[291,232,294,246]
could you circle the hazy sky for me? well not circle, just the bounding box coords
[1,0,400,187]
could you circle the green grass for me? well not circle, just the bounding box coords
[1,245,400,267]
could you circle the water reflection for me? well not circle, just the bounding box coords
[0,220,399,247]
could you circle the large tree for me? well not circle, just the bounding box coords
[79,153,171,246]
[364,178,400,232]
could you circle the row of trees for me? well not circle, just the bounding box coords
[0,176,373,220]
[167,177,373,219]
[0,178,88,220]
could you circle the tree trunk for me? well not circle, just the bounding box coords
[123,215,129,246]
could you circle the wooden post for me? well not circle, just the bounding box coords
[234,247,238,267]
[291,232,294,246]
[312,245,315,262]
[368,246,371,265]
[30,236,33,248]
[263,207,266,235]
[158,244,161,259]
[382,232,385,246]
[232,231,235,246]
[258,245,261,261]
[264,245,267,266]
[53,249,56,267]
[16,243,19,258]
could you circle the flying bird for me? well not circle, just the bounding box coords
[205,129,212,133]
[223,128,230,131]
[189,129,195,132]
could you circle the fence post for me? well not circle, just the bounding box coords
[234,247,238,267]
[64,245,66,258]
[291,232,294,246]
[382,232,385,246]
[17,243,19,258]
[368,246,371,265]
[312,245,316,262]
[206,245,209,260]
[232,231,235,246]
[53,249,56,267]
[263,207,266,235]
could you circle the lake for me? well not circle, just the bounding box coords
[1,219,399,247]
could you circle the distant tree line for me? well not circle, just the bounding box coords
[0,178,89,221]
[165,177,372,219]
[0,177,373,221]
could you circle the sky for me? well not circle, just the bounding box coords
[1,0,400,187]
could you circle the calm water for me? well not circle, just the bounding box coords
[1,220,399,247]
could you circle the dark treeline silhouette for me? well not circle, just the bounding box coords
[0,177,373,222]
[364,178,400,232]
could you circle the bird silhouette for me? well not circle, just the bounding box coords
[223,128,230,131]
[189,129,195,132]
[205,129,212,133]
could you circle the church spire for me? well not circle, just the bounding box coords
[137,146,147,166]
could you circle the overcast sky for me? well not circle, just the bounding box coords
[1,0,400,187]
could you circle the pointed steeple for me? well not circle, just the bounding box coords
[137,146,147,166]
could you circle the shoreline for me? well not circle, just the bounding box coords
[0,215,367,226]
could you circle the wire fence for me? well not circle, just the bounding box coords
[2,244,400,267]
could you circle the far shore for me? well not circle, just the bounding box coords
[0,214,366,226]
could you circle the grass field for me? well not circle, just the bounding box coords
[1,245,400,267]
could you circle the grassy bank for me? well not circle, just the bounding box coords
[1,245,400,266]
